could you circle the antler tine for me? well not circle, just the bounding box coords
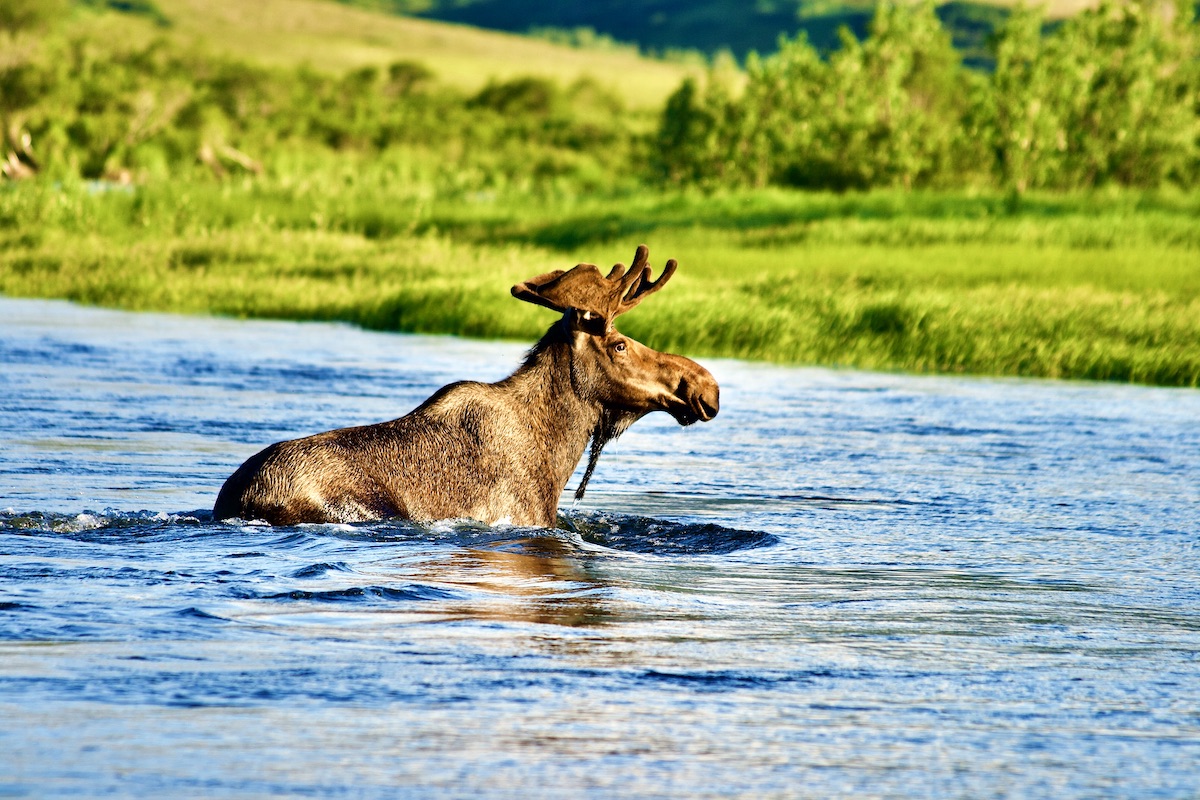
[620,244,651,292]
[604,244,648,295]
[616,248,676,313]
[597,245,652,312]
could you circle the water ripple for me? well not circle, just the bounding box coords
[257,585,462,603]
[561,511,777,555]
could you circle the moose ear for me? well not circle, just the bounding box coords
[568,309,609,336]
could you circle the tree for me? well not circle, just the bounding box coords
[0,0,68,36]
[985,5,1066,192]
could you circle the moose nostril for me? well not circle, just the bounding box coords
[677,373,719,421]
[698,394,719,420]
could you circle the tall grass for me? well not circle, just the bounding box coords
[2,174,1198,386]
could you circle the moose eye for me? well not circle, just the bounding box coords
[612,341,627,353]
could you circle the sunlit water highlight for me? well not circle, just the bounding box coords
[2,297,1198,798]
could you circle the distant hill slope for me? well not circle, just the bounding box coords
[365,0,1096,65]
[76,0,696,108]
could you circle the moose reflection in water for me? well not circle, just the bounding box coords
[213,245,720,527]
[425,537,613,628]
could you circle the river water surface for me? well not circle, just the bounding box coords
[2,297,1198,798]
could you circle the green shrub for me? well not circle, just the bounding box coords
[654,0,1199,192]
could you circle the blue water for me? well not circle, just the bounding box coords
[2,297,1198,798]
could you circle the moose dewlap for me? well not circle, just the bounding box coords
[213,245,719,527]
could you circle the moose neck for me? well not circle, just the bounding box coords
[498,320,604,497]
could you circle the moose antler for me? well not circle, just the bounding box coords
[511,245,677,323]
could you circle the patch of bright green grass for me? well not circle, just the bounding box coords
[2,175,1197,386]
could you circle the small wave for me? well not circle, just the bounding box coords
[290,562,354,579]
[0,601,38,612]
[260,531,318,547]
[0,509,208,536]
[257,584,460,604]
[559,511,777,555]
[640,669,802,690]
[172,607,230,622]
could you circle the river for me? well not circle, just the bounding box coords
[2,297,1198,798]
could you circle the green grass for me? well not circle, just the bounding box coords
[2,172,1198,386]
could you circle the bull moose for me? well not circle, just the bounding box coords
[213,245,719,527]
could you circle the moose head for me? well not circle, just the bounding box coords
[511,244,719,499]
[513,244,719,425]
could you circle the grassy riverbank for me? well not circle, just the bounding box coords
[2,174,1198,386]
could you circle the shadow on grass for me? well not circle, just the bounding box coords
[411,190,1200,252]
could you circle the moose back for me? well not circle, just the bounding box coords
[213,245,719,527]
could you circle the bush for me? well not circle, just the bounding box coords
[654,0,1200,192]
[1,33,638,192]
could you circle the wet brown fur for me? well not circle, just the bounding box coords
[213,308,719,527]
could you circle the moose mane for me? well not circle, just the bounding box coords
[576,407,639,501]
[517,315,638,500]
